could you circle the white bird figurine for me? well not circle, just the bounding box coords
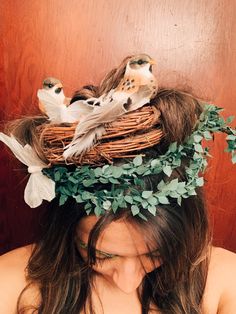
[63,54,158,159]
[37,77,94,124]
[38,77,69,112]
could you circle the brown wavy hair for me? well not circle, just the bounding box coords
[4,55,211,313]
[17,176,211,314]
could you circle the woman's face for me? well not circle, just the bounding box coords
[76,215,161,294]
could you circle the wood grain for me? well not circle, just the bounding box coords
[1,0,236,254]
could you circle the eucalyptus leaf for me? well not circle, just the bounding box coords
[84,202,92,210]
[147,205,156,215]
[177,197,182,206]
[68,176,78,184]
[124,195,133,204]
[109,177,120,184]
[81,191,92,200]
[203,131,212,140]
[99,178,109,184]
[133,195,143,202]
[136,165,148,175]
[151,159,160,168]
[163,165,172,177]
[176,186,187,194]
[111,200,119,212]
[55,171,61,182]
[137,212,148,221]
[133,155,143,166]
[194,143,204,153]
[196,177,204,186]
[83,179,97,187]
[94,168,103,177]
[168,142,178,153]
[165,179,179,191]
[147,196,158,205]
[59,194,68,206]
[103,200,111,210]
[226,134,236,141]
[131,205,140,216]
[194,134,203,143]
[157,196,170,204]
[73,194,83,202]
[94,206,102,216]
[142,191,153,199]
[141,200,148,208]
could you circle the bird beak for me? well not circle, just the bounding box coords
[149,59,156,65]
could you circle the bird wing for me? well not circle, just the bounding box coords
[37,89,66,123]
[63,126,105,159]
[63,98,129,158]
[37,89,94,123]
[65,101,94,122]
[63,85,153,158]
[127,85,154,110]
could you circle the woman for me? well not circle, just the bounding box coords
[0,55,236,313]
[1,181,236,313]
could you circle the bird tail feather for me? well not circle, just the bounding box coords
[63,86,152,159]
[63,126,105,159]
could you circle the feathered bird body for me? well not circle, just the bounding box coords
[39,77,66,114]
[117,59,157,96]
[63,54,158,159]
[37,77,94,124]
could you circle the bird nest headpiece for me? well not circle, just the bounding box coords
[1,54,236,220]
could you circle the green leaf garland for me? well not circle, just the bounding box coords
[43,104,236,219]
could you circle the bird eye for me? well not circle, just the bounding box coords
[55,87,62,94]
[48,83,53,88]
[137,59,144,65]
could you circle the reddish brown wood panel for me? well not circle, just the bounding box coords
[1,0,236,254]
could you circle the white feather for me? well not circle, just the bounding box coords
[37,89,94,123]
[63,126,105,159]
[0,133,55,207]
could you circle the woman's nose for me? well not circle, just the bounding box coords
[112,257,145,293]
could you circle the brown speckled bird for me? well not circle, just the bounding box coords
[63,54,158,158]
[115,54,157,100]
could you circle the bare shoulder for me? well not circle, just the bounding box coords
[0,244,33,266]
[0,244,34,314]
[207,246,236,314]
[211,246,236,264]
[210,246,236,285]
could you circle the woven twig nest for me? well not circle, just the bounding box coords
[38,104,163,165]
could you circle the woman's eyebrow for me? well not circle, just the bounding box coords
[78,240,118,258]
[78,239,159,257]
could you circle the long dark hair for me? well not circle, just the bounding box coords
[17,178,211,313]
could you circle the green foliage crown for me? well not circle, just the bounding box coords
[44,104,236,220]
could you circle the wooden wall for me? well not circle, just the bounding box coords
[1,0,236,254]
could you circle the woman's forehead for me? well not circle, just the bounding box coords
[76,215,157,256]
